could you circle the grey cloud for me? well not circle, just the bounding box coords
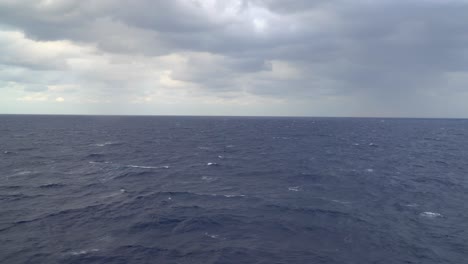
[253,0,330,14]
[1,0,468,116]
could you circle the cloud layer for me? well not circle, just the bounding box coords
[1,0,468,117]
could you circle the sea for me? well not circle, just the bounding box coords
[0,115,467,264]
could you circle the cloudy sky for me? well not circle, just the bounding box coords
[1,0,468,117]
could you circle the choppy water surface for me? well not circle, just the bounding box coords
[1,115,467,263]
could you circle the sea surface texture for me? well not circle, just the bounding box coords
[0,115,467,264]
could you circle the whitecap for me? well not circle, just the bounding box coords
[218,155,224,159]
[88,161,112,164]
[420,212,443,218]
[207,193,245,198]
[331,199,351,205]
[127,165,169,169]
[95,142,114,147]
[207,162,218,166]
[102,190,126,198]
[288,186,300,192]
[198,146,211,150]
[223,194,245,198]
[204,232,219,239]
[128,165,158,169]
[201,176,217,182]
[69,249,99,256]
[10,170,35,177]
[17,170,33,175]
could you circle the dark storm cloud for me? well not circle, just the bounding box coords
[1,0,468,116]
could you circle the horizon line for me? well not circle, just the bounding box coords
[1,113,467,120]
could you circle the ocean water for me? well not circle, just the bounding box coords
[1,115,467,264]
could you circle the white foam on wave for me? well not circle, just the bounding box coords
[420,212,443,218]
[127,165,169,169]
[218,155,224,159]
[223,194,245,198]
[102,189,127,198]
[331,199,352,205]
[95,142,114,147]
[204,232,219,239]
[16,170,34,175]
[89,161,112,164]
[208,193,245,198]
[288,186,300,192]
[198,146,211,150]
[201,176,217,182]
[69,249,100,256]
[207,162,218,166]
[9,170,36,178]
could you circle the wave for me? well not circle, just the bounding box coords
[87,153,106,159]
[204,232,220,239]
[0,193,44,202]
[39,183,65,188]
[127,165,170,169]
[197,146,212,150]
[172,214,246,234]
[10,170,36,176]
[420,212,443,218]
[0,185,22,190]
[89,161,112,164]
[288,186,300,192]
[68,249,100,256]
[201,176,217,182]
[330,199,352,205]
[101,189,127,198]
[221,194,246,198]
[94,142,124,147]
[130,217,184,231]
[130,191,248,205]
[261,203,368,224]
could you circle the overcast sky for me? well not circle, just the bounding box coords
[1,0,468,117]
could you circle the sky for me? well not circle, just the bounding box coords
[1,0,468,117]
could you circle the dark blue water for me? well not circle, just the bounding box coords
[1,115,467,263]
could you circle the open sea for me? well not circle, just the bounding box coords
[0,115,467,264]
